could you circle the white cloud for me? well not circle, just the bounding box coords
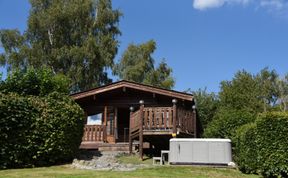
[193,0,225,10]
[260,0,288,10]
[193,0,288,13]
[193,0,250,10]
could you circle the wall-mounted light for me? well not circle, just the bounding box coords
[139,100,144,105]
[172,99,177,104]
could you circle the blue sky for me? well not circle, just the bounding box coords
[0,0,288,93]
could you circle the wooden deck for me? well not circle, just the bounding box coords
[129,104,196,160]
[129,106,196,137]
[81,105,196,159]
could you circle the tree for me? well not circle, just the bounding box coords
[143,60,175,89]
[255,68,279,111]
[219,69,279,113]
[191,88,219,130]
[0,0,122,92]
[276,74,288,112]
[114,40,175,89]
[0,67,70,96]
[204,68,280,138]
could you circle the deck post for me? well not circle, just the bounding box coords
[192,105,197,138]
[172,99,177,137]
[129,106,134,154]
[104,106,107,142]
[139,100,144,161]
[114,107,118,140]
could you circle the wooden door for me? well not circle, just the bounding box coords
[105,106,116,143]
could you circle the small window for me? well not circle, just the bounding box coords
[87,113,102,125]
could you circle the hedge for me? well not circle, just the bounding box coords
[0,92,84,169]
[236,112,288,178]
[235,123,258,174]
[204,108,255,140]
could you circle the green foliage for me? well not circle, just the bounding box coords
[276,74,288,112]
[0,68,70,96]
[255,112,288,178]
[204,68,281,139]
[0,0,121,92]
[204,108,255,140]
[235,123,258,174]
[219,69,279,113]
[235,112,288,178]
[114,40,175,89]
[114,40,155,83]
[0,92,84,169]
[143,60,175,89]
[191,88,219,130]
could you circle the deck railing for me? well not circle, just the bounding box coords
[130,110,141,133]
[142,107,174,130]
[177,107,195,134]
[82,125,106,142]
[130,106,195,135]
[129,105,196,159]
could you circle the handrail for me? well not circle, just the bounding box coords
[138,106,195,134]
[82,125,106,142]
[142,107,174,130]
[130,110,141,133]
[177,107,195,134]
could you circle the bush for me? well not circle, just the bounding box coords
[0,92,84,169]
[0,68,70,96]
[204,108,255,140]
[256,112,288,178]
[236,112,288,178]
[235,123,258,174]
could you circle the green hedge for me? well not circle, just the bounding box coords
[0,92,84,169]
[236,112,288,178]
[235,123,258,174]
[204,108,255,140]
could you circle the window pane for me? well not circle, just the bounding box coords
[87,113,102,125]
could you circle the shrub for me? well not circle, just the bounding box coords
[0,68,70,96]
[204,108,255,140]
[236,112,288,178]
[256,112,288,178]
[235,123,258,174]
[0,92,84,169]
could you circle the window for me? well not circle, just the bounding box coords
[87,113,102,125]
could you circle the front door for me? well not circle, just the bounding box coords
[106,106,116,143]
[117,108,130,142]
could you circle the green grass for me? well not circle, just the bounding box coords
[0,165,260,178]
[0,155,259,178]
[116,154,153,165]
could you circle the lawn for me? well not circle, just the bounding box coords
[0,165,259,178]
[0,154,259,178]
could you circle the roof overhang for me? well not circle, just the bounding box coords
[71,80,193,101]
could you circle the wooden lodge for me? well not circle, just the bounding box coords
[71,80,197,159]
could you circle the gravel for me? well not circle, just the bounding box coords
[71,151,151,171]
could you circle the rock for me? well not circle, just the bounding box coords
[71,151,152,171]
[228,162,237,168]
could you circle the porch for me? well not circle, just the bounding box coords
[80,102,196,159]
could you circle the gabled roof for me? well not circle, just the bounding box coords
[71,80,193,101]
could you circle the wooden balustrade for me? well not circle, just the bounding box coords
[130,110,141,133]
[142,107,174,130]
[130,106,195,135]
[82,125,106,142]
[177,108,195,134]
[82,107,195,144]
